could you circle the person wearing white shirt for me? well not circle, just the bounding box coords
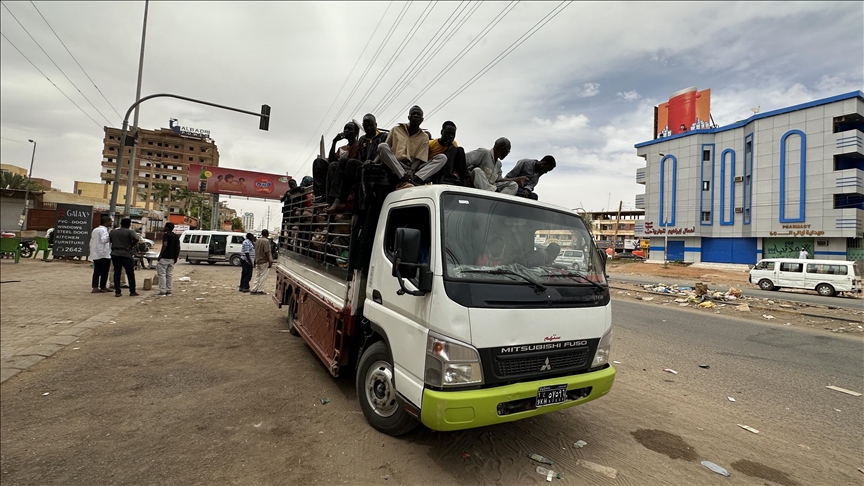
[798,247,809,259]
[89,215,113,293]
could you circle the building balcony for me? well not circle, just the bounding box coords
[834,208,863,233]
[834,168,863,194]
[636,167,646,185]
[635,194,645,209]
[835,129,863,156]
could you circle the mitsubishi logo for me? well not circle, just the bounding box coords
[540,358,551,371]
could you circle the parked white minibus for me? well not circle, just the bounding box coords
[749,258,862,296]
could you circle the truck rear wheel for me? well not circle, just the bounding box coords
[285,294,299,336]
[356,341,418,436]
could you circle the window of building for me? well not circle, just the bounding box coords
[108,158,114,163]
[189,146,195,151]
[109,136,115,140]
[702,181,710,191]
[833,114,864,133]
[111,147,116,151]
[173,155,179,159]
[703,150,711,161]
[834,193,864,210]
[834,154,864,171]
[147,141,153,145]
[147,152,153,156]
[157,142,162,147]
[174,144,179,149]
[701,211,711,222]
[107,169,112,174]
[144,174,150,178]
[189,157,193,161]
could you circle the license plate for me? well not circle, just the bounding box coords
[536,384,568,407]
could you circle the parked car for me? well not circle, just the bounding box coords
[555,249,587,269]
[615,252,644,260]
[749,258,862,297]
[179,230,246,265]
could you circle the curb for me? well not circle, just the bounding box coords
[0,267,193,385]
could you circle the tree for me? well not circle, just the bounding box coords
[0,172,43,191]
[232,217,244,232]
[152,183,173,210]
[173,188,200,216]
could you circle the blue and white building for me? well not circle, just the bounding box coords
[634,91,864,265]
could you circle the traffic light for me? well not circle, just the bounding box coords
[259,104,271,131]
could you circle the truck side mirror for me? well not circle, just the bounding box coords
[597,248,607,268]
[392,227,432,296]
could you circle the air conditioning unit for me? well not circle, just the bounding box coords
[734,176,744,182]
[815,239,828,247]
[734,207,744,213]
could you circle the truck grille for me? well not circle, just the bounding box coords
[494,349,590,377]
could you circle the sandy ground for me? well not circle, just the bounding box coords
[1,263,861,485]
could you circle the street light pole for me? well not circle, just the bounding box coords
[20,139,36,231]
[123,0,150,217]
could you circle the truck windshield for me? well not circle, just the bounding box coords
[441,193,606,286]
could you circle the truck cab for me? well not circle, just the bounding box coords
[275,181,614,436]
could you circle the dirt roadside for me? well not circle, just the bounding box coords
[1,264,860,485]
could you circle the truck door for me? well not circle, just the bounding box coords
[365,200,435,407]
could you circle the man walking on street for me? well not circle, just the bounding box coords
[156,223,180,296]
[251,229,273,295]
[239,233,255,293]
[89,215,112,293]
[110,218,140,297]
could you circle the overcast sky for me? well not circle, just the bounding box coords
[1,1,861,229]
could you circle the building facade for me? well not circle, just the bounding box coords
[585,210,644,251]
[101,126,220,213]
[634,91,864,264]
[242,212,254,232]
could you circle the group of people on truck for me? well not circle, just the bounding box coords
[302,105,557,215]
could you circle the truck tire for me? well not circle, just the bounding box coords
[758,279,774,291]
[229,254,242,266]
[356,341,419,436]
[285,294,299,336]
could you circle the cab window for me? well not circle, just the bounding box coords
[384,205,431,265]
[756,261,774,270]
[190,235,201,244]
[183,234,191,243]
[232,235,244,244]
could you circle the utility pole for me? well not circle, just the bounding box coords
[20,139,36,231]
[123,0,149,218]
[612,200,623,255]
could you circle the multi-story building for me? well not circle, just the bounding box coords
[242,212,254,232]
[586,210,644,250]
[100,125,220,213]
[634,90,864,264]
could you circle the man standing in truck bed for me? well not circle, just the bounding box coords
[378,106,448,189]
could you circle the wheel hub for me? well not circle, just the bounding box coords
[365,361,397,417]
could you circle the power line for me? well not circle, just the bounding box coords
[287,1,394,174]
[427,1,573,119]
[0,137,27,144]
[381,0,520,128]
[1,31,102,128]
[371,0,479,116]
[0,1,113,126]
[347,1,439,119]
[28,0,124,121]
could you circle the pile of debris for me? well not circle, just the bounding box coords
[641,282,744,304]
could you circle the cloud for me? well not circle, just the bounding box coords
[531,114,589,130]
[617,90,641,101]
[580,83,601,98]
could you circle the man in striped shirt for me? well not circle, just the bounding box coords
[239,233,255,293]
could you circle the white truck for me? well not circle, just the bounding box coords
[274,170,615,436]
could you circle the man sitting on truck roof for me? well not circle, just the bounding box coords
[322,114,390,214]
[505,155,556,200]
[465,137,520,195]
[427,121,468,186]
[377,106,448,190]
[312,122,360,207]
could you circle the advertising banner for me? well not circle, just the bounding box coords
[53,204,93,257]
[655,87,711,138]
[187,164,293,200]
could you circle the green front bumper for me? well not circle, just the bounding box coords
[420,366,615,432]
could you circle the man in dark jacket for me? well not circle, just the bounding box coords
[109,218,141,297]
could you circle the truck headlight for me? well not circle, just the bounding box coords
[424,331,483,387]
[592,328,612,367]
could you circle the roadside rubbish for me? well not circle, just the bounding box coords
[194,298,205,301]
[573,440,588,448]
[461,452,470,459]
[698,301,715,309]
[279,330,290,333]
[319,397,331,404]
[727,287,742,298]
[679,303,689,307]
[858,467,864,474]
[639,296,654,301]
[576,459,617,479]
[698,364,710,369]
[663,369,678,374]
[727,397,736,402]
[825,385,862,397]
[737,424,759,434]
[42,392,49,396]
[535,466,560,481]
[52,320,73,325]
[736,304,751,312]
[529,453,553,465]
[695,283,708,296]
[762,314,776,320]
[177,276,191,281]
[701,461,730,477]
[613,361,621,364]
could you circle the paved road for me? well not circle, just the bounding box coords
[608,272,864,310]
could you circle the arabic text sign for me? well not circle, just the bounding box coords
[187,164,294,200]
[54,204,93,257]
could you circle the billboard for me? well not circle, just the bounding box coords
[187,164,293,200]
[53,204,93,257]
[655,87,711,138]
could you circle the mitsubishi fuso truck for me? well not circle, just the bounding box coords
[273,169,615,436]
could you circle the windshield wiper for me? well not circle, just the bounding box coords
[461,268,547,294]
[544,270,606,291]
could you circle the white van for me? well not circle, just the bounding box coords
[749,258,862,296]
[555,249,587,270]
[179,230,246,266]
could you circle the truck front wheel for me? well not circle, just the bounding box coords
[356,341,418,436]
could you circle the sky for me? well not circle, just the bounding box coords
[1,1,862,230]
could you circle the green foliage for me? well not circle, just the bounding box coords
[0,171,42,191]
[232,217,244,232]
